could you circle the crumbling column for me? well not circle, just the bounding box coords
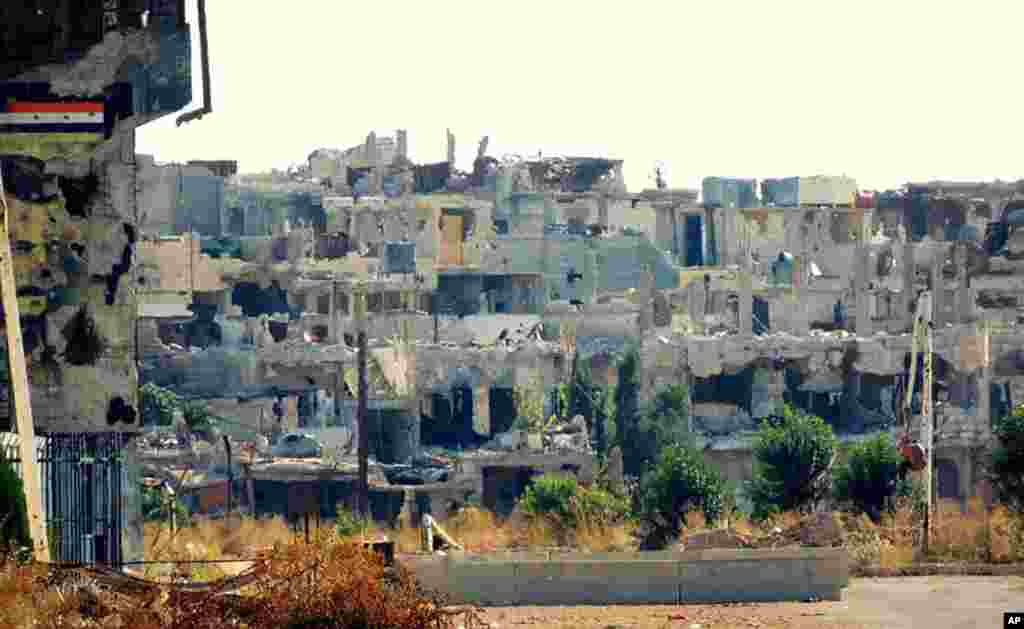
[738,266,753,337]
[446,129,456,166]
[790,256,809,335]
[638,266,655,333]
[396,129,408,160]
[931,256,945,327]
[855,245,873,337]
[903,242,916,332]
[977,322,993,440]
[284,396,299,433]
[220,288,233,315]
[955,243,973,324]
[473,374,491,437]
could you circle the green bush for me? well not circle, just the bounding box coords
[0,452,31,554]
[141,484,190,524]
[140,382,219,433]
[747,405,837,520]
[519,474,580,524]
[335,505,372,538]
[990,405,1024,513]
[518,473,629,530]
[636,443,726,550]
[833,433,905,522]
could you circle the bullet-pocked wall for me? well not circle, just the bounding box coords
[0,0,195,566]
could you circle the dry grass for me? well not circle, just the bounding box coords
[144,515,298,581]
[443,507,513,553]
[1,537,485,629]
[573,517,636,553]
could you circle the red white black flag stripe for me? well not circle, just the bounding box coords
[0,101,105,132]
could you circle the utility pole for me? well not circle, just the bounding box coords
[921,314,934,557]
[0,172,49,562]
[353,282,369,518]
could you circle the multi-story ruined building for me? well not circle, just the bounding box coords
[1,0,204,565]
[136,124,1023,520]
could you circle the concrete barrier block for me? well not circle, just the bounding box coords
[446,561,519,605]
[517,576,612,606]
[557,560,671,579]
[515,561,561,580]
[518,576,678,606]
[401,557,449,592]
[681,559,812,603]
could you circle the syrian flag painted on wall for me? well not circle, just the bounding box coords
[0,100,106,133]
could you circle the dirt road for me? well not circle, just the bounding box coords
[479,576,1024,628]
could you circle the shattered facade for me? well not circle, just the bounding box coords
[2,0,201,565]
[133,120,1024,527]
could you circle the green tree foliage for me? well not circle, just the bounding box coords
[613,347,643,474]
[512,371,548,432]
[141,485,190,524]
[140,382,218,433]
[140,382,180,426]
[591,386,616,458]
[636,443,726,550]
[747,405,838,520]
[0,451,31,554]
[518,473,629,530]
[833,433,905,522]
[635,384,691,466]
[335,505,373,538]
[990,405,1024,513]
[566,357,615,457]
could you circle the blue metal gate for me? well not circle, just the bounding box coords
[38,433,128,567]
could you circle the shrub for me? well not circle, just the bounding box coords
[990,405,1024,513]
[613,347,642,474]
[0,453,30,555]
[636,443,727,549]
[334,505,372,539]
[833,433,905,522]
[141,484,190,525]
[747,405,837,520]
[519,474,581,525]
[518,473,629,532]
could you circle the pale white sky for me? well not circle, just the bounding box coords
[137,0,1024,194]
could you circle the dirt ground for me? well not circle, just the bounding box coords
[479,576,1024,628]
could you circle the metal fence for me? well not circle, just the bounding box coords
[3,432,128,567]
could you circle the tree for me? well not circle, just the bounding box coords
[747,405,838,520]
[591,386,615,458]
[512,371,548,432]
[140,383,219,434]
[569,356,594,423]
[637,383,691,463]
[0,452,31,554]
[990,405,1024,513]
[140,382,181,426]
[518,473,629,532]
[636,443,726,550]
[833,433,905,522]
[613,346,642,475]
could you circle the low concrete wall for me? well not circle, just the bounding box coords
[400,548,848,606]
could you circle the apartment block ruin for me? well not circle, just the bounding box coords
[131,118,1024,525]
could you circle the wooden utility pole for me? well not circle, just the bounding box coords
[921,316,934,557]
[0,173,49,562]
[353,283,369,517]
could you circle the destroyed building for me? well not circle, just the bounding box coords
[133,120,1024,524]
[1,0,204,566]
